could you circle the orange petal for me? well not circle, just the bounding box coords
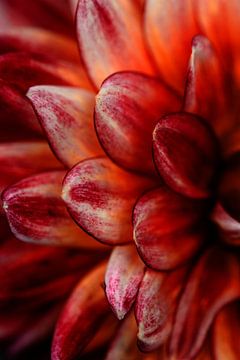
[213,302,240,360]
[196,0,240,87]
[27,85,104,168]
[76,0,155,88]
[144,0,199,92]
[184,35,230,140]
[133,187,207,270]
[135,267,188,352]
[2,171,105,249]
[170,247,240,359]
[153,113,219,199]
[105,245,145,319]
[62,157,156,245]
[0,52,93,92]
[95,71,180,174]
[52,262,108,360]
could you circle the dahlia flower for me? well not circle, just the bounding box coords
[1,0,240,359]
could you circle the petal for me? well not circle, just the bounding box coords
[76,0,155,88]
[2,172,105,249]
[105,245,145,320]
[135,267,188,352]
[218,153,240,222]
[0,141,61,195]
[144,0,198,92]
[213,302,240,360]
[0,27,80,63]
[183,35,230,140]
[153,112,219,198]
[212,203,240,246]
[0,79,42,141]
[170,247,240,359]
[196,0,240,87]
[133,187,206,270]
[27,85,103,168]
[0,52,93,92]
[0,0,74,36]
[105,312,141,360]
[62,157,156,245]
[52,262,108,360]
[95,72,180,174]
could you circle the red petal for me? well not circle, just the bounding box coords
[170,247,240,359]
[135,267,188,352]
[62,157,156,245]
[0,52,93,92]
[213,302,240,359]
[95,71,180,174]
[153,112,219,198]
[0,0,74,36]
[27,85,103,168]
[76,0,155,88]
[105,245,145,320]
[0,79,42,141]
[184,35,229,141]
[144,0,199,92]
[2,172,105,249]
[212,203,240,246]
[51,262,108,360]
[196,0,240,87]
[133,187,206,270]
[0,141,61,196]
[0,28,80,63]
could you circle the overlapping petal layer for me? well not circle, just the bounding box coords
[76,0,155,88]
[170,248,240,359]
[95,71,180,174]
[62,157,156,245]
[133,187,206,270]
[2,171,105,249]
[27,85,104,168]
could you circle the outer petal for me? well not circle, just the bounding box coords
[213,302,240,360]
[2,172,105,249]
[76,0,155,88]
[51,262,108,360]
[0,52,93,92]
[212,203,240,246]
[184,35,230,140]
[0,79,42,141]
[144,0,198,92]
[170,247,240,359]
[27,86,103,168]
[105,245,145,320]
[153,113,219,198]
[0,0,74,36]
[95,72,180,174]
[0,141,61,195]
[135,267,188,352]
[196,0,240,86]
[133,187,206,270]
[0,28,80,63]
[62,157,156,245]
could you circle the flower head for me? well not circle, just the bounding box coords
[1,1,240,359]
